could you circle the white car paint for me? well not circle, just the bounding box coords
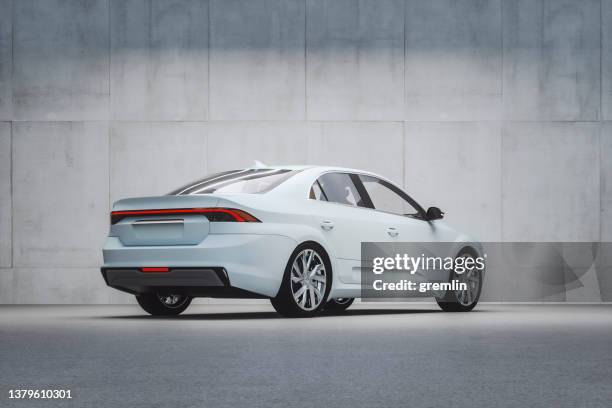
[102,165,481,301]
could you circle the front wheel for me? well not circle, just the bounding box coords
[436,249,483,312]
[136,293,192,316]
[271,243,332,318]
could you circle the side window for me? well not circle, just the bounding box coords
[309,180,327,201]
[359,175,420,217]
[313,173,367,207]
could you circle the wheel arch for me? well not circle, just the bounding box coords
[442,242,485,283]
[455,243,486,278]
[276,240,335,301]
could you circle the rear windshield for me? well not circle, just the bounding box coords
[170,169,299,195]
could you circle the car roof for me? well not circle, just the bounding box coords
[244,165,401,195]
[245,164,380,176]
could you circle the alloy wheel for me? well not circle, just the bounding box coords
[157,293,188,309]
[290,249,327,311]
[455,257,481,306]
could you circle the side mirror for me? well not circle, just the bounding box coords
[426,206,444,221]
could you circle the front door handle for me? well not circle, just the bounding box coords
[321,220,335,231]
[387,227,399,237]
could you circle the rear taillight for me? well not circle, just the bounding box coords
[110,208,260,225]
[141,267,169,273]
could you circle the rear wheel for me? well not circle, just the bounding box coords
[324,297,354,313]
[271,243,331,318]
[136,292,192,316]
[436,248,482,312]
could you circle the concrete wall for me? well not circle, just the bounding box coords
[0,0,610,303]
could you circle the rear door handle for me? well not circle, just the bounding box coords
[321,220,335,231]
[387,227,399,237]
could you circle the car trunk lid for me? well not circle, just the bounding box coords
[110,195,220,246]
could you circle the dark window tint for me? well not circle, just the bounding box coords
[170,169,298,195]
[315,173,366,207]
[359,175,420,217]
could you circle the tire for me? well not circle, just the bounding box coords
[436,248,483,312]
[136,292,192,316]
[324,298,354,313]
[271,242,332,318]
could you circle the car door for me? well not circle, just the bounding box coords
[308,172,392,284]
[357,175,449,284]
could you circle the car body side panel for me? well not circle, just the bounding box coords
[306,200,389,284]
[212,221,345,300]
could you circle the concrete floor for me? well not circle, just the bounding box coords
[1,304,611,408]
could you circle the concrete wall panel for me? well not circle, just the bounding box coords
[110,122,207,203]
[405,0,502,121]
[0,268,13,303]
[207,122,308,173]
[0,122,10,267]
[603,0,612,120]
[484,265,566,302]
[13,0,109,120]
[602,122,612,241]
[12,267,108,304]
[502,123,600,241]
[107,288,137,305]
[307,122,404,185]
[210,0,305,120]
[597,268,612,302]
[12,122,109,267]
[110,0,209,121]
[307,0,404,120]
[502,0,600,121]
[404,122,502,241]
[0,0,11,119]
[565,267,602,302]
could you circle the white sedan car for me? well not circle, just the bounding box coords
[101,165,483,317]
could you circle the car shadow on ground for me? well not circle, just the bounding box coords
[101,308,447,320]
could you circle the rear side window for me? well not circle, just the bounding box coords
[170,169,298,195]
[311,173,367,207]
[309,180,328,201]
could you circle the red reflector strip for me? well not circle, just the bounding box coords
[110,208,260,224]
[141,267,169,273]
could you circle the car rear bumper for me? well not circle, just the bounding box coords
[101,233,297,298]
[100,267,267,298]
